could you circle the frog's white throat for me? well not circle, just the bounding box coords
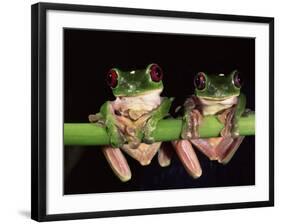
[113,90,162,112]
[198,96,238,115]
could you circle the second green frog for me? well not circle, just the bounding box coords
[172,71,248,178]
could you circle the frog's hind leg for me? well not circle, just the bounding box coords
[190,136,244,164]
[172,140,202,178]
[158,143,174,167]
[217,136,245,164]
[102,146,132,182]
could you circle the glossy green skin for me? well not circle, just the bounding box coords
[195,70,240,99]
[98,64,172,147]
[111,65,163,97]
[182,71,246,138]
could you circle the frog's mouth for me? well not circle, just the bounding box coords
[198,95,238,105]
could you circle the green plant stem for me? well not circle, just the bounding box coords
[64,114,255,146]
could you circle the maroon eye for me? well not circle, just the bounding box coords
[233,71,243,88]
[106,69,118,88]
[149,64,163,82]
[194,72,206,90]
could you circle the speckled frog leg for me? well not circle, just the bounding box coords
[89,102,131,181]
[143,97,173,144]
[171,96,203,178]
[219,93,246,137]
[198,93,246,164]
[90,101,125,148]
[180,96,203,139]
[190,137,234,164]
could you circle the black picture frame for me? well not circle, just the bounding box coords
[31,2,274,222]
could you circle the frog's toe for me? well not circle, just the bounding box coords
[143,127,156,143]
[181,130,193,140]
[88,113,102,123]
[230,124,240,138]
[158,143,173,167]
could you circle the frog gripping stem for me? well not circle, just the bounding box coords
[65,115,255,145]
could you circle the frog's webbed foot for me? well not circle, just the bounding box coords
[88,113,104,126]
[143,118,158,144]
[217,108,238,138]
[142,110,162,144]
[106,127,126,148]
[143,97,173,144]
[172,140,202,178]
[181,97,202,140]
[191,136,244,164]
[102,146,132,182]
[214,109,252,164]
[218,107,252,138]
[181,109,203,139]
[158,143,174,167]
[89,112,125,147]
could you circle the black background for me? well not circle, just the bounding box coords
[64,28,255,194]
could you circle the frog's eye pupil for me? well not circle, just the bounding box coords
[150,64,163,82]
[106,69,118,88]
[194,72,206,90]
[233,71,243,88]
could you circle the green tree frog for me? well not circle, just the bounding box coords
[173,71,247,178]
[89,64,173,182]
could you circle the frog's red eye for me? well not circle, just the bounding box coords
[233,71,243,88]
[149,64,163,82]
[106,69,118,88]
[194,72,206,90]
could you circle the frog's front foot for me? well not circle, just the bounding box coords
[181,109,202,140]
[109,129,125,148]
[218,109,254,138]
[143,130,156,144]
[218,108,252,138]
[143,118,157,144]
[218,108,238,138]
[230,108,253,137]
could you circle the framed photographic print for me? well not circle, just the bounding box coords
[31,2,274,222]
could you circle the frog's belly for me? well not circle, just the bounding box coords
[121,142,161,166]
